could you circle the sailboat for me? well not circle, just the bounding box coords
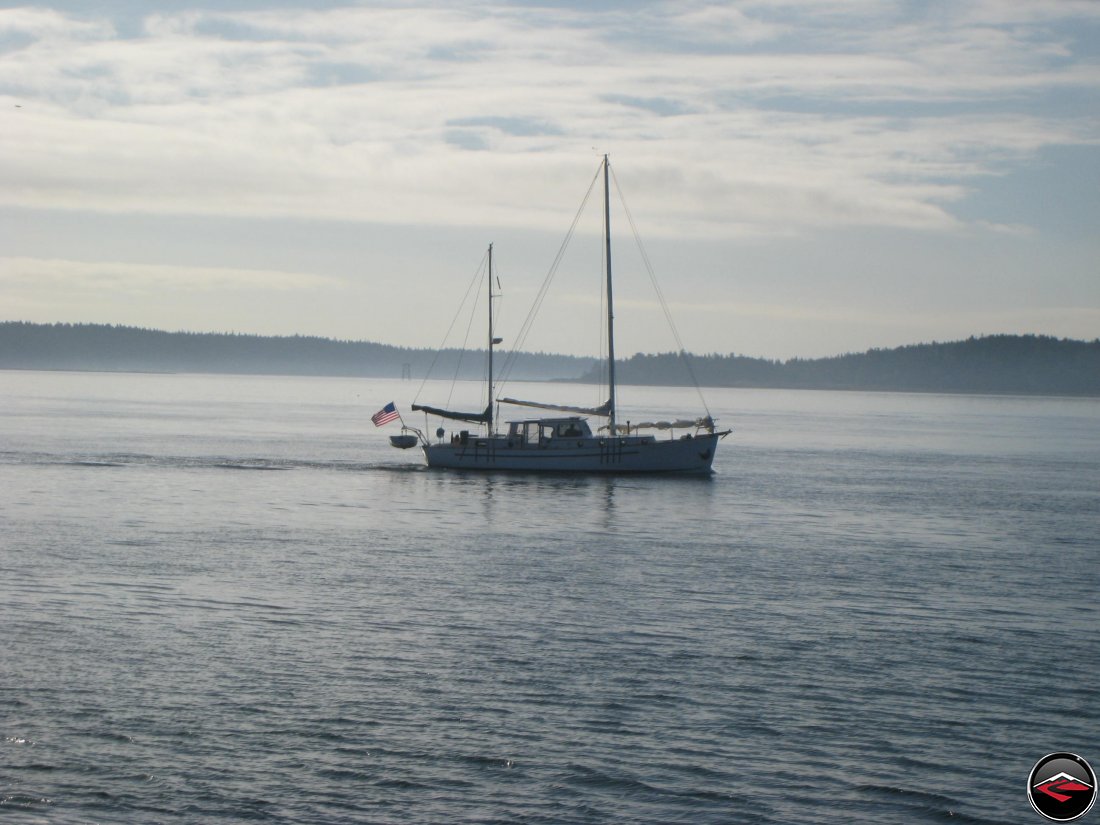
[404,155,729,474]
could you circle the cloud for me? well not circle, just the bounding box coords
[0,257,338,294]
[0,7,112,40]
[0,1,1097,240]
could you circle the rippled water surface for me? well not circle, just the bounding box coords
[2,371,1098,823]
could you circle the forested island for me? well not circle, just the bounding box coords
[1,322,1097,396]
[0,322,593,381]
[579,334,1100,396]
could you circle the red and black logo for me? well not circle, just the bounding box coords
[1028,752,1096,822]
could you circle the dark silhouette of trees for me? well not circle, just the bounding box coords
[573,334,1100,396]
[0,322,593,381]
[2,323,1097,395]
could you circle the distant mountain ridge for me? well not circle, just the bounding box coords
[580,334,1100,396]
[1,323,1097,396]
[0,322,594,381]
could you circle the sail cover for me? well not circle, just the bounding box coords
[411,403,492,424]
[499,397,612,417]
[600,417,715,432]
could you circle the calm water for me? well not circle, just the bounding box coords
[2,370,1098,824]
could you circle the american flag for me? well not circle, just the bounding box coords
[371,402,400,427]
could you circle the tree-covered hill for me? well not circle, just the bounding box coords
[2,323,1097,395]
[0,322,593,381]
[575,334,1100,396]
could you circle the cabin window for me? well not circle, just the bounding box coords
[523,422,539,446]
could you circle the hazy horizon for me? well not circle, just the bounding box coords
[2,2,1098,359]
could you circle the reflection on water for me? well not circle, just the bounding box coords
[1,371,1098,825]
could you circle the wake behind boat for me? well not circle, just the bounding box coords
[395,155,729,474]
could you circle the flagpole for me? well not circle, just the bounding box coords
[398,407,426,446]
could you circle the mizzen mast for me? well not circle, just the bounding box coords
[487,243,500,435]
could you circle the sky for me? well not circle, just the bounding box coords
[1,0,1098,360]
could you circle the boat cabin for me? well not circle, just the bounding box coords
[506,417,593,446]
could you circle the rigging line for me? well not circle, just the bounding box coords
[448,257,488,408]
[497,160,603,393]
[498,166,599,389]
[412,248,489,406]
[611,166,712,418]
[486,257,504,381]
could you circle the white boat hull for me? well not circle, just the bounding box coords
[422,432,723,474]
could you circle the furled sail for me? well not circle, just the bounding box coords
[601,416,716,432]
[499,398,613,417]
[411,403,492,424]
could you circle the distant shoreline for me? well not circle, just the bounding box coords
[3,365,1097,401]
[2,322,1098,397]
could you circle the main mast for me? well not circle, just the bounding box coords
[603,155,617,435]
[487,243,495,435]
